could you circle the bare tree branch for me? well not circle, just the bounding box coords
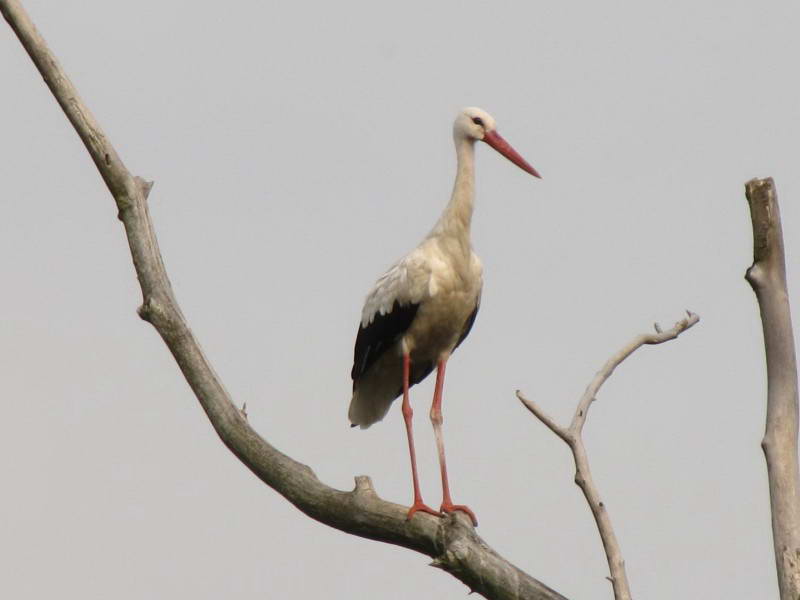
[0,1,569,599]
[744,177,800,600]
[518,312,700,600]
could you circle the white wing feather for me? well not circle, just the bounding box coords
[360,243,436,327]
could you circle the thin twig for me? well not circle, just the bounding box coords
[569,311,699,436]
[0,2,567,599]
[518,312,700,600]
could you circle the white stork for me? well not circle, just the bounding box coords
[349,107,540,526]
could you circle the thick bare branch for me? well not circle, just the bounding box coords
[744,177,800,600]
[518,312,700,600]
[0,2,567,599]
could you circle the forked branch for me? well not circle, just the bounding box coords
[518,312,700,600]
[0,1,566,599]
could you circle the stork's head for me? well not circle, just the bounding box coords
[454,107,540,178]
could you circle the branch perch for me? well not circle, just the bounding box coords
[744,177,800,600]
[518,312,700,600]
[0,1,566,599]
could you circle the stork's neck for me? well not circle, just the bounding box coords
[430,137,476,246]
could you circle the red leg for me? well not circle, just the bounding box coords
[430,358,478,526]
[401,352,439,521]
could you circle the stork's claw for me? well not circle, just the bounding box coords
[407,501,441,521]
[441,502,478,527]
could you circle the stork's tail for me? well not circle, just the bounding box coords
[348,381,398,429]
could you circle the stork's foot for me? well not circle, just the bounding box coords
[441,502,478,527]
[406,501,441,521]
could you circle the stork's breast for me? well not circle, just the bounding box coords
[406,284,480,359]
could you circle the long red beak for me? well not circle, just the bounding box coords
[482,130,541,178]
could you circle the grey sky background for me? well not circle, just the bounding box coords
[2,1,799,598]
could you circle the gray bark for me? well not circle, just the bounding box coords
[519,312,700,600]
[0,1,567,598]
[745,177,800,600]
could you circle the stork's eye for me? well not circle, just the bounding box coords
[472,117,484,126]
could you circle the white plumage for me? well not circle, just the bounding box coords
[350,239,483,426]
[348,107,539,525]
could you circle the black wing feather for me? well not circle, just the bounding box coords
[408,359,435,389]
[351,300,419,381]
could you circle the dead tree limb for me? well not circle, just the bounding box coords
[518,312,700,600]
[0,1,568,599]
[745,177,800,600]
